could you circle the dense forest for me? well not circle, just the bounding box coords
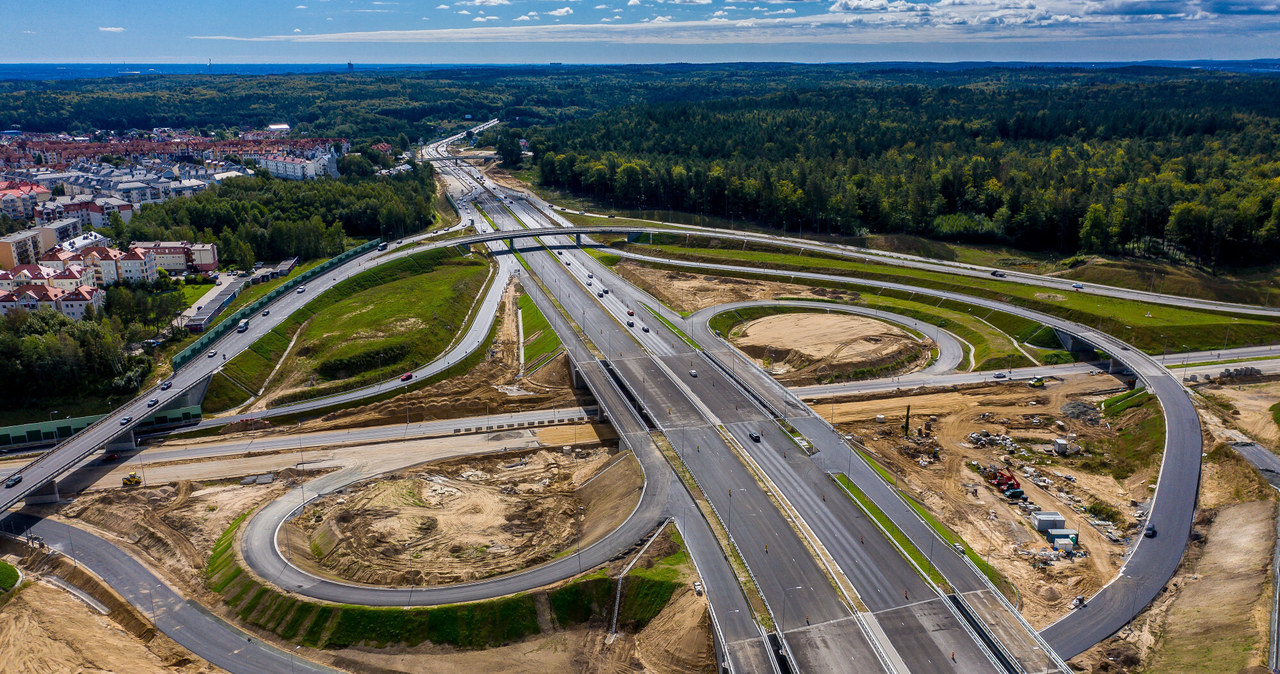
[104,164,438,270]
[527,74,1280,269]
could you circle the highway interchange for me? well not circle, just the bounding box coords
[0,119,1273,673]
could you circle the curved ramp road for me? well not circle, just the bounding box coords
[696,299,967,376]
[0,514,338,674]
[564,208,1280,319]
[611,246,1202,660]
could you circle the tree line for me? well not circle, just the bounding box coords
[527,76,1280,269]
[102,166,439,270]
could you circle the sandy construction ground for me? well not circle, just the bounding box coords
[731,312,929,384]
[0,581,214,674]
[1199,378,1280,445]
[613,260,858,314]
[824,374,1138,627]
[284,446,639,586]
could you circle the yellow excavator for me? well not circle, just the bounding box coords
[122,472,142,487]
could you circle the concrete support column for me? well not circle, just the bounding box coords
[575,233,582,246]
[24,479,60,505]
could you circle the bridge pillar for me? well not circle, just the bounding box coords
[575,233,582,246]
[1053,328,1095,354]
[24,479,60,505]
[105,429,136,451]
[507,237,515,250]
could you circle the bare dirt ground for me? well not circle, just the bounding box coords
[1071,496,1275,674]
[0,581,216,674]
[729,312,931,385]
[612,260,858,314]
[284,447,639,586]
[1198,377,1280,446]
[820,374,1138,627]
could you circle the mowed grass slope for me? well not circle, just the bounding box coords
[608,233,1280,354]
[518,292,560,366]
[210,248,490,411]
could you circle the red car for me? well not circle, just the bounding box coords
[627,310,635,316]
[102,452,121,462]
[400,373,414,382]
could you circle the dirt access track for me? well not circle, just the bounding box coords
[283,446,643,586]
[729,312,930,385]
[823,373,1142,628]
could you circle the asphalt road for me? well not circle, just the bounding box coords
[0,514,338,674]
[606,244,1203,661]
[565,208,1280,319]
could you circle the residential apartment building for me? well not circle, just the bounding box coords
[0,229,42,269]
[36,195,134,228]
[38,245,158,286]
[35,217,83,251]
[0,181,50,220]
[130,240,219,272]
[0,283,103,320]
[261,155,319,180]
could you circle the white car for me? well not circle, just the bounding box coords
[296,286,307,294]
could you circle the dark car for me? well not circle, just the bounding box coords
[160,381,173,391]
[401,372,414,382]
[748,432,762,442]
[1144,525,1157,538]
[147,398,159,408]
[5,474,22,489]
[990,270,1006,277]
[642,326,650,333]
[119,416,133,425]
[627,320,635,327]
[627,309,635,316]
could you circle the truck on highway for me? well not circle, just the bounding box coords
[236,318,250,333]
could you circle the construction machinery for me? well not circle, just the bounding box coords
[122,472,142,487]
[985,466,1025,500]
[1029,377,1045,388]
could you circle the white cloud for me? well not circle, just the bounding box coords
[457,0,510,5]
[22,29,36,34]
[98,26,126,32]
[628,0,642,5]
[766,7,796,13]
[712,9,728,15]
[474,15,500,20]
[664,0,712,4]
[294,28,303,32]
[436,3,450,7]
[457,9,471,14]
[595,3,609,7]
[296,4,308,8]
[548,6,574,15]
[651,14,672,21]
[514,14,532,19]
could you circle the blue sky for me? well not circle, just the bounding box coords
[3,0,1279,62]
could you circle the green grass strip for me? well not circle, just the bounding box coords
[834,474,950,591]
[641,303,700,349]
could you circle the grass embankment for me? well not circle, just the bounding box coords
[834,474,949,590]
[1079,390,1165,480]
[205,510,683,650]
[612,233,1280,354]
[209,248,489,412]
[707,286,1032,372]
[708,305,935,382]
[571,210,1280,308]
[0,559,19,592]
[518,292,560,368]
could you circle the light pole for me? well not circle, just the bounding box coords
[405,541,414,608]
[48,410,59,422]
